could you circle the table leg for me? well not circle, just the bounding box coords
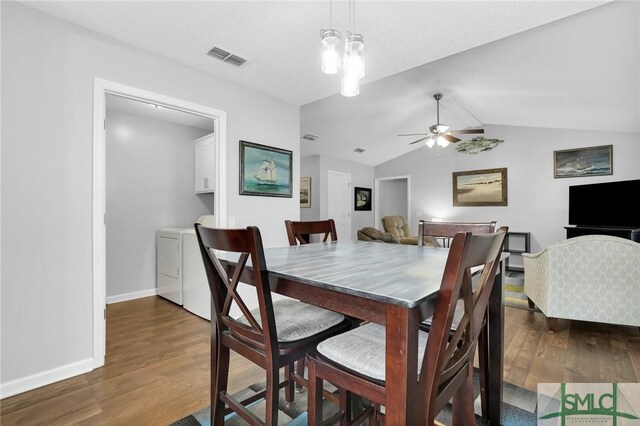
[487,263,505,425]
[385,305,419,424]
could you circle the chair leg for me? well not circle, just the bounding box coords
[285,363,295,404]
[307,359,324,426]
[295,359,305,392]
[527,297,535,310]
[212,344,230,426]
[478,322,489,419]
[451,363,476,426]
[265,364,280,426]
[339,389,352,426]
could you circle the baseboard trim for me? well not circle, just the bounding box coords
[0,358,94,399]
[107,288,157,304]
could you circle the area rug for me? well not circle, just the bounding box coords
[504,271,538,312]
[169,372,539,426]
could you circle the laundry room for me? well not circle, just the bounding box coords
[105,93,215,316]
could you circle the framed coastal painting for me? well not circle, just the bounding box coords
[300,176,311,208]
[239,140,292,197]
[453,168,508,206]
[354,187,372,211]
[553,145,612,178]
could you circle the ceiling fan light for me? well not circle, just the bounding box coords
[321,29,341,74]
[425,138,435,148]
[437,136,449,148]
[344,32,365,79]
[341,72,360,97]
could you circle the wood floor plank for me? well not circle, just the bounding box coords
[2,299,639,425]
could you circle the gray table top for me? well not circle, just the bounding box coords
[262,240,451,308]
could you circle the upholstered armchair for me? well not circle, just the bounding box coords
[380,215,419,245]
[523,235,640,332]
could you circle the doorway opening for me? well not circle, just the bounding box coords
[374,176,411,230]
[92,78,227,368]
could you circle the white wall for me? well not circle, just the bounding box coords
[375,125,640,253]
[315,155,375,240]
[105,108,212,300]
[1,1,299,393]
[300,156,320,222]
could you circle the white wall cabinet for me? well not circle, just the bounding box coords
[195,133,215,194]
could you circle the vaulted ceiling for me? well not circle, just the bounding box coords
[24,1,639,166]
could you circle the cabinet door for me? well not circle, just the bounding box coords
[195,134,215,194]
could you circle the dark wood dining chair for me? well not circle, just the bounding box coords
[285,219,337,245]
[284,219,342,393]
[418,220,498,247]
[305,227,508,426]
[194,223,353,426]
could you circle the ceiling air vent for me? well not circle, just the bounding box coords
[354,148,365,153]
[207,46,247,67]
[302,134,318,141]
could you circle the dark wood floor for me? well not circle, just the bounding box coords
[2,296,639,425]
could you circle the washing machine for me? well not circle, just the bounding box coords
[157,216,213,319]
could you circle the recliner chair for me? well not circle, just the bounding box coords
[381,215,418,245]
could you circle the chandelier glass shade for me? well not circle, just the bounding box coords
[344,32,364,79]
[321,0,365,97]
[320,29,341,75]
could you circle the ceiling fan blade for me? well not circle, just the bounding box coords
[409,136,431,145]
[452,128,484,134]
[443,134,461,143]
[398,133,429,137]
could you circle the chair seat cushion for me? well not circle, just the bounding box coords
[240,299,346,343]
[317,323,429,381]
[422,299,464,330]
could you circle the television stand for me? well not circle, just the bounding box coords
[565,226,640,243]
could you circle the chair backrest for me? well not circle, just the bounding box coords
[418,226,508,423]
[194,223,278,354]
[381,215,413,238]
[285,219,337,246]
[418,220,497,246]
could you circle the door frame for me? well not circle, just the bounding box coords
[92,78,227,367]
[374,175,411,229]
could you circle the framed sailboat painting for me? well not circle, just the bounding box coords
[239,140,292,197]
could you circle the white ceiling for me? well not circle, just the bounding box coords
[23,1,639,166]
[26,0,609,107]
[302,0,640,165]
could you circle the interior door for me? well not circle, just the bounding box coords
[327,170,352,240]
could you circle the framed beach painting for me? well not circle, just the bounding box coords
[453,168,508,206]
[554,145,612,178]
[300,176,311,208]
[354,187,372,211]
[239,140,292,197]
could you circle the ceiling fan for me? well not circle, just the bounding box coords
[399,93,484,147]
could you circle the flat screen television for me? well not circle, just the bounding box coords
[568,179,640,228]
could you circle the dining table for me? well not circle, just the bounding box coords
[217,239,506,425]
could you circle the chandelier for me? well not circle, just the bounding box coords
[320,0,365,97]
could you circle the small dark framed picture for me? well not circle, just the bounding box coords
[354,187,372,211]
